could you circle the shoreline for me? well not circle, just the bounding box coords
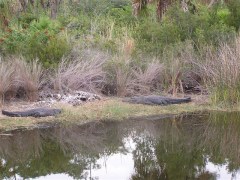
[0,95,234,131]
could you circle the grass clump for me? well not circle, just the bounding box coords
[198,37,240,106]
[0,58,14,103]
[1,16,70,67]
[13,57,43,101]
[53,49,108,93]
[0,56,43,103]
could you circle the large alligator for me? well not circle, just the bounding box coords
[2,108,62,117]
[122,95,191,105]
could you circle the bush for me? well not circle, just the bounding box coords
[134,19,181,56]
[74,0,112,15]
[134,4,236,56]
[227,0,240,31]
[198,37,240,106]
[0,16,70,67]
[107,5,136,26]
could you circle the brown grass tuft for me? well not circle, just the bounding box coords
[0,59,14,103]
[53,50,108,93]
[0,56,43,102]
[129,61,163,95]
[13,57,43,101]
[195,37,240,105]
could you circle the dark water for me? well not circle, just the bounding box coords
[1,112,240,180]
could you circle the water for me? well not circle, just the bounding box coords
[1,112,240,180]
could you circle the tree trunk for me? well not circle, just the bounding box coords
[50,0,58,19]
[40,0,45,8]
[132,1,140,17]
[181,0,189,12]
[29,0,35,6]
[157,0,174,21]
[132,0,151,17]
[19,0,28,11]
[156,0,194,21]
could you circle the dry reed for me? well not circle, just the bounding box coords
[0,59,14,103]
[0,56,42,102]
[196,37,240,105]
[53,49,108,93]
[129,61,163,95]
[13,57,43,101]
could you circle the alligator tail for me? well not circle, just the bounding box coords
[175,97,191,104]
[2,110,21,117]
[171,97,191,104]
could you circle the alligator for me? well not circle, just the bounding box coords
[2,108,62,118]
[122,95,191,105]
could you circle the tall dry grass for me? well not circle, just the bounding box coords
[112,55,132,97]
[113,32,136,96]
[13,57,43,101]
[129,61,163,95]
[53,49,108,93]
[161,42,196,95]
[105,32,162,96]
[197,37,240,105]
[0,59,14,103]
[0,56,43,103]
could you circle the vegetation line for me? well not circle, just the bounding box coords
[0,0,240,113]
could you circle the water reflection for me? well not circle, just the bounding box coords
[1,112,240,179]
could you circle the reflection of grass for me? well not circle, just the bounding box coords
[0,97,238,131]
[0,116,56,131]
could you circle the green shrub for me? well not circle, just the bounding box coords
[17,13,38,28]
[134,4,236,56]
[227,0,240,31]
[0,16,70,67]
[134,19,181,56]
[216,8,230,24]
[0,0,11,17]
[75,0,112,15]
[107,6,136,26]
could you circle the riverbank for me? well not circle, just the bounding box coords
[0,94,226,131]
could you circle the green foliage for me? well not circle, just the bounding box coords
[227,0,240,31]
[216,8,230,24]
[210,85,240,107]
[0,16,70,67]
[74,0,130,15]
[17,13,38,28]
[107,6,135,26]
[74,0,112,15]
[134,19,181,56]
[0,0,10,16]
[134,4,236,55]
